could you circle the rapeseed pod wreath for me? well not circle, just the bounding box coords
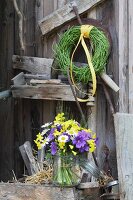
[54,25,110,98]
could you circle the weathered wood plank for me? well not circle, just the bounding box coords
[0,183,76,200]
[128,0,133,113]
[114,113,133,200]
[24,74,49,80]
[39,0,108,35]
[30,79,61,85]
[13,0,37,179]
[11,84,75,101]
[12,72,26,85]
[19,144,33,175]
[0,0,15,181]
[23,141,39,174]
[118,0,128,113]
[96,0,118,178]
[100,72,120,92]
[12,55,52,76]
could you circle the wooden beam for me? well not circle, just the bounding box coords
[12,55,53,76]
[39,0,108,36]
[0,183,76,200]
[11,84,76,101]
[114,113,133,200]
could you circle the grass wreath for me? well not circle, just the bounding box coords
[54,25,110,84]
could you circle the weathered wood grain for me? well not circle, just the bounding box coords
[12,72,26,85]
[19,144,33,175]
[100,72,120,92]
[118,0,128,113]
[13,0,37,179]
[0,183,76,200]
[11,84,75,101]
[23,141,39,174]
[0,0,15,181]
[39,0,108,35]
[114,113,133,200]
[41,0,59,126]
[12,55,52,76]
[96,0,118,178]
[24,74,50,80]
[128,0,133,113]
[30,79,61,85]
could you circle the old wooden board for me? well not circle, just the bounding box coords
[11,84,75,101]
[0,183,76,200]
[13,0,37,179]
[128,0,133,113]
[39,0,108,35]
[114,113,133,200]
[0,0,14,181]
[12,55,53,76]
[117,0,128,113]
[12,72,26,85]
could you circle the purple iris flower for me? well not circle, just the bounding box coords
[79,144,89,153]
[48,128,55,141]
[56,124,62,132]
[72,135,86,148]
[95,137,99,146]
[78,130,91,140]
[50,142,57,155]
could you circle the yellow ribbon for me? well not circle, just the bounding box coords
[70,25,97,102]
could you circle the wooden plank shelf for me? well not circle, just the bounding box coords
[10,70,79,101]
[11,84,75,101]
[11,72,75,101]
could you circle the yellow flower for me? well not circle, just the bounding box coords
[34,140,42,150]
[53,130,62,136]
[72,151,77,156]
[34,133,44,149]
[36,132,43,141]
[92,133,96,139]
[59,142,65,149]
[87,139,96,153]
[69,145,74,149]
[54,113,65,124]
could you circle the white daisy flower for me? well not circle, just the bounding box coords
[58,135,69,143]
[41,137,50,147]
[41,122,52,128]
[41,129,50,136]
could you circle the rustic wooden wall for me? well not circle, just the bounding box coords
[0,0,120,181]
[0,0,14,181]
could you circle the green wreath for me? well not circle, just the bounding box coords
[54,25,110,84]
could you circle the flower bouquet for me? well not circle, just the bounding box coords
[34,113,98,187]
